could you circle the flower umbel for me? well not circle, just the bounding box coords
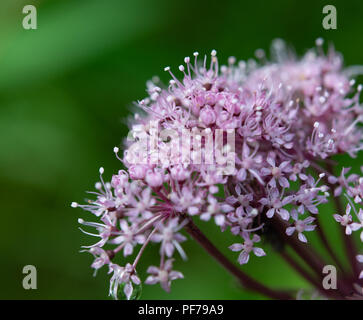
[73,39,363,300]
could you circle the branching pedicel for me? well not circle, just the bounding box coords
[72,39,363,300]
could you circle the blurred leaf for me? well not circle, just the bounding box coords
[0,0,161,90]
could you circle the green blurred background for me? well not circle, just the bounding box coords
[1,0,362,299]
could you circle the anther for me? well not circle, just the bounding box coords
[315,38,324,46]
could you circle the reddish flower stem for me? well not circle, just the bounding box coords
[271,216,326,275]
[331,194,360,277]
[325,163,360,278]
[315,216,346,273]
[310,164,349,273]
[184,217,293,300]
[271,215,353,296]
[279,250,342,299]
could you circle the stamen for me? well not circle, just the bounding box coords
[114,147,123,162]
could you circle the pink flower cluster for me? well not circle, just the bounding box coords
[72,39,363,299]
[330,167,363,279]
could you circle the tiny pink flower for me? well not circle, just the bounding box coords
[199,105,216,126]
[145,259,183,292]
[229,232,266,265]
[151,218,187,260]
[333,203,354,235]
[286,211,316,243]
